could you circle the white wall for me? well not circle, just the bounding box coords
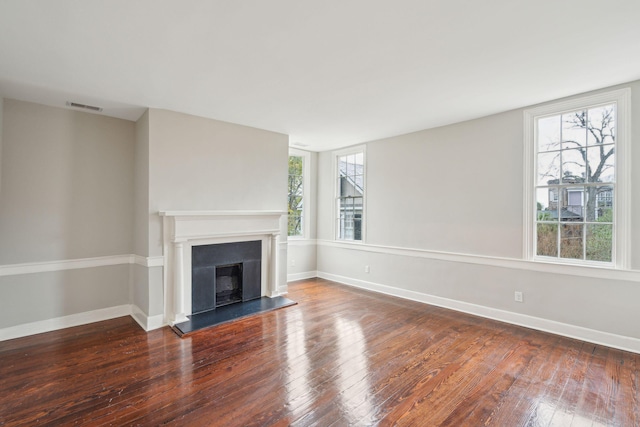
[316,80,640,352]
[0,99,134,330]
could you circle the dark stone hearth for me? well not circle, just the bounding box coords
[172,296,297,337]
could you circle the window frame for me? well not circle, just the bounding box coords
[523,88,631,269]
[333,145,366,242]
[288,148,310,239]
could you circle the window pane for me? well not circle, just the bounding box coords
[347,154,356,177]
[587,105,615,146]
[587,144,615,183]
[559,187,584,222]
[288,213,302,237]
[561,149,586,183]
[338,155,347,179]
[561,110,587,149]
[584,186,613,222]
[560,223,583,259]
[289,175,303,196]
[337,198,346,239]
[536,188,557,221]
[288,156,303,175]
[338,197,355,240]
[586,224,612,262]
[288,155,304,237]
[353,213,362,240]
[339,176,349,197]
[537,223,558,257]
[336,150,364,241]
[537,152,560,185]
[337,216,346,239]
[538,115,561,152]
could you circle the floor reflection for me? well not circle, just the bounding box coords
[334,316,374,423]
[534,398,608,426]
[284,308,313,419]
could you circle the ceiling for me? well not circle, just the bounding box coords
[1,1,639,152]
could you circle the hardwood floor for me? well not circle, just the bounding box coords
[1,278,638,426]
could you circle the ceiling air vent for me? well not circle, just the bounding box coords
[65,101,103,112]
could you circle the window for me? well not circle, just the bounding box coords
[288,154,304,237]
[335,147,365,241]
[524,88,630,268]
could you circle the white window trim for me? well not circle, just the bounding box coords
[288,148,311,240]
[523,88,631,269]
[333,144,366,243]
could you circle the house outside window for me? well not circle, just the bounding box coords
[524,88,630,268]
[335,147,365,241]
[288,154,304,237]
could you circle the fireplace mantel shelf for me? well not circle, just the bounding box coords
[159,210,286,217]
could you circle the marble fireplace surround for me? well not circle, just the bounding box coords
[160,210,286,325]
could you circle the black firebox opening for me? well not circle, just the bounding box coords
[215,263,243,307]
[191,240,262,315]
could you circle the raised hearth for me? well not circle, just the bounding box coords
[173,296,297,336]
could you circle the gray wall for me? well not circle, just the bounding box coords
[0,265,130,328]
[0,99,135,264]
[147,108,289,256]
[134,110,150,258]
[132,110,151,315]
[0,99,134,328]
[0,98,3,193]
[316,80,640,343]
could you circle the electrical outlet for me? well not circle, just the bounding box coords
[364,265,370,273]
[514,291,524,303]
[291,259,296,267]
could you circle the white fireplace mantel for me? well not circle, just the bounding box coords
[160,210,287,325]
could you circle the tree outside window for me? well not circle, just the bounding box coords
[288,156,304,237]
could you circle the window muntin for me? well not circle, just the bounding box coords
[336,149,364,241]
[533,102,619,264]
[288,155,304,237]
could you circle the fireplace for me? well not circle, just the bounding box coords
[191,240,262,314]
[160,210,287,325]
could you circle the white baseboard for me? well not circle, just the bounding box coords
[317,271,640,354]
[287,270,318,282]
[0,305,132,342]
[130,305,166,331]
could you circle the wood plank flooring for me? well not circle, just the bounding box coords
[1,278,638,426]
